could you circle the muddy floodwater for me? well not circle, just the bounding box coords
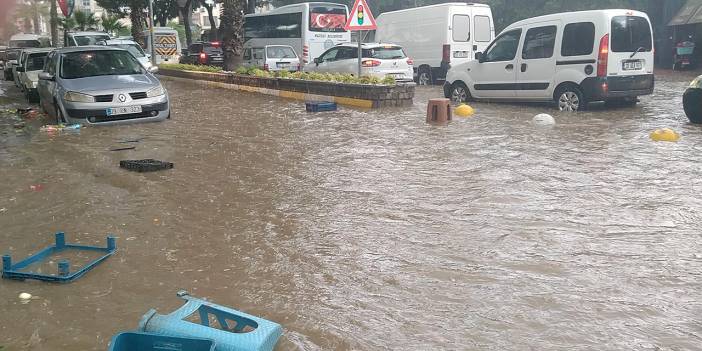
[1,71,701,350]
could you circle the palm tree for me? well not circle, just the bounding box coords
[101,14,125,37]
[220,0,246,71]
[73,10,101,31]
[58,15,77,32]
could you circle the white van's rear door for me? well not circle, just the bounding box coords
[449,7,473,67]
[607,12,654,77]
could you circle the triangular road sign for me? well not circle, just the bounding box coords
[344,0,377,31]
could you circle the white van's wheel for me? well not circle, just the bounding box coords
[450,82,470,104]
[555,85,585,112]
[417,66,433,86]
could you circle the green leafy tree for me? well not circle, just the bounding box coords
[96,0,148,45]
[58,15,77,32]
[101,14,125,36]
[154,0,179,26]
[73,10,101,30]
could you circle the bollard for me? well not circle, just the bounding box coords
[55,232,65,249]
[58,260,70,276]
[2,255,11,273]
[426,98,452,123]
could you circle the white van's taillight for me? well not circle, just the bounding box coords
[597,34,609,77]
[442,44,451,63]
[303,44,309,64]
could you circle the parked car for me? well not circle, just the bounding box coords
[444,9,655,111]
[12,49,26,87]
[37,46,169,125]
[242,45,301,71]
[100,39,152,69]
[15,48,53,102]
[65,31,111,47]
[306,43,414,81]
[3,49,19,80]
[9,33,52,48]
[0,49,7,74]
[375,3,495,85]
[180,41,224,66]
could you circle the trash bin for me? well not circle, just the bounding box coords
[684,75,702,124]
[108,332,215,351]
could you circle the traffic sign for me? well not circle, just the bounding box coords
[344,0,377,31]
[58,0,75,17]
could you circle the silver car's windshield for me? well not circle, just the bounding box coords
[114,44,145,58]
[61,50,143,79]
[26,53,48,71]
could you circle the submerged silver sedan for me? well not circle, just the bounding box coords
[37,46,169,125]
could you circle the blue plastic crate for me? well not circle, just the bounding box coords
[2,232,116,283]
[108,332,215,351]
[139,291,282,351]
[305,102,337,112]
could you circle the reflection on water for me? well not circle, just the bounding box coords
[0,71,701,350]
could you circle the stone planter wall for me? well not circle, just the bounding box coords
[158,68,415,108]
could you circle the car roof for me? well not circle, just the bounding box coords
[53,46,128,54]
[21,48,54,54]
[336,42,403,49]
[68,31,111,36]
[506,9,648,30]
[103,39,139,45]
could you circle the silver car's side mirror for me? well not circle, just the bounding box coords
[38,72,55,81]
[148,66,159,74]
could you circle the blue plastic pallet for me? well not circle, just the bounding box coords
[108,332,216,351]
[305,101,337,112]
[2,232,116,283]
[139,291,282,351]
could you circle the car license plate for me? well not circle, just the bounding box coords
[106,106,142,116]
[276,62,290,68]
[453,51,469,58]
[622,60,643,71]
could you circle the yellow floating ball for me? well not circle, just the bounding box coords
[650,128,680,142]
[455,104,475,117]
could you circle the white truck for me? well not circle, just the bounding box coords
[375,3,494,85]
[143,27,182,65]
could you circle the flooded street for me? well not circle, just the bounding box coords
[1,71,701,350]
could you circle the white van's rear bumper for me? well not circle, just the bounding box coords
[581,74,654,101]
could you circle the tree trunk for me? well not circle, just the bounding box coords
[179,0,193,46]
[221,0,245,71]
[204,3,217,40]
[32,1,41,34]
[131,7,146,47]
[247,0,255,15]
[50,0,58,46]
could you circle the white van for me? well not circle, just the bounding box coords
[143,27,182,64]
[444,9,655,111]
[375,3,494,85]
[65,31,111,46]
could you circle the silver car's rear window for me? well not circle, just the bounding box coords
[362,47,407,59]
[61,50,143,79]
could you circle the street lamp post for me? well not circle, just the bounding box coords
[149,0,156,66]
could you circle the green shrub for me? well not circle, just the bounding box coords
[381,76,397,86]
[251,69,273,78]
[159,63,222,73]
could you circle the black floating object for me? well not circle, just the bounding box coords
[120,159,173,172]
[110,146,136,152]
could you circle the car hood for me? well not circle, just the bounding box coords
[60,74,159,93]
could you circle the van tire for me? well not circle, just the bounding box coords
[417,66,433,85]
[450,82,471,104]
[554,84,586,112]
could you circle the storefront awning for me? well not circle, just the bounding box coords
[669,0,702,25]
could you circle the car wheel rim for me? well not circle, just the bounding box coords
[452,87,467,104]
[418,72,430,85]
[558,91,580,112]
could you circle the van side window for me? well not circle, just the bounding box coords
[253,48,265,59]
[484,29,522,62]
[522,25,556,60]
[474,15,492,42]
[561,22,595,56]
[452,15,470,42]
[243,49,251,60]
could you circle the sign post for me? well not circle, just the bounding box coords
[149,0,156,66]
[344,0,377,77]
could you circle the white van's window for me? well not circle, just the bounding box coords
[243,49,251,60]
[74,34,111,46]
[561,22,595,56]
[452,15,470,42]
[484,29,521,62]
[10,40,41,48]
[253,48,265,59]
[474,16,492,42]
[611,16,652,53]
[522,25,556,60]
[267,46,296,59]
